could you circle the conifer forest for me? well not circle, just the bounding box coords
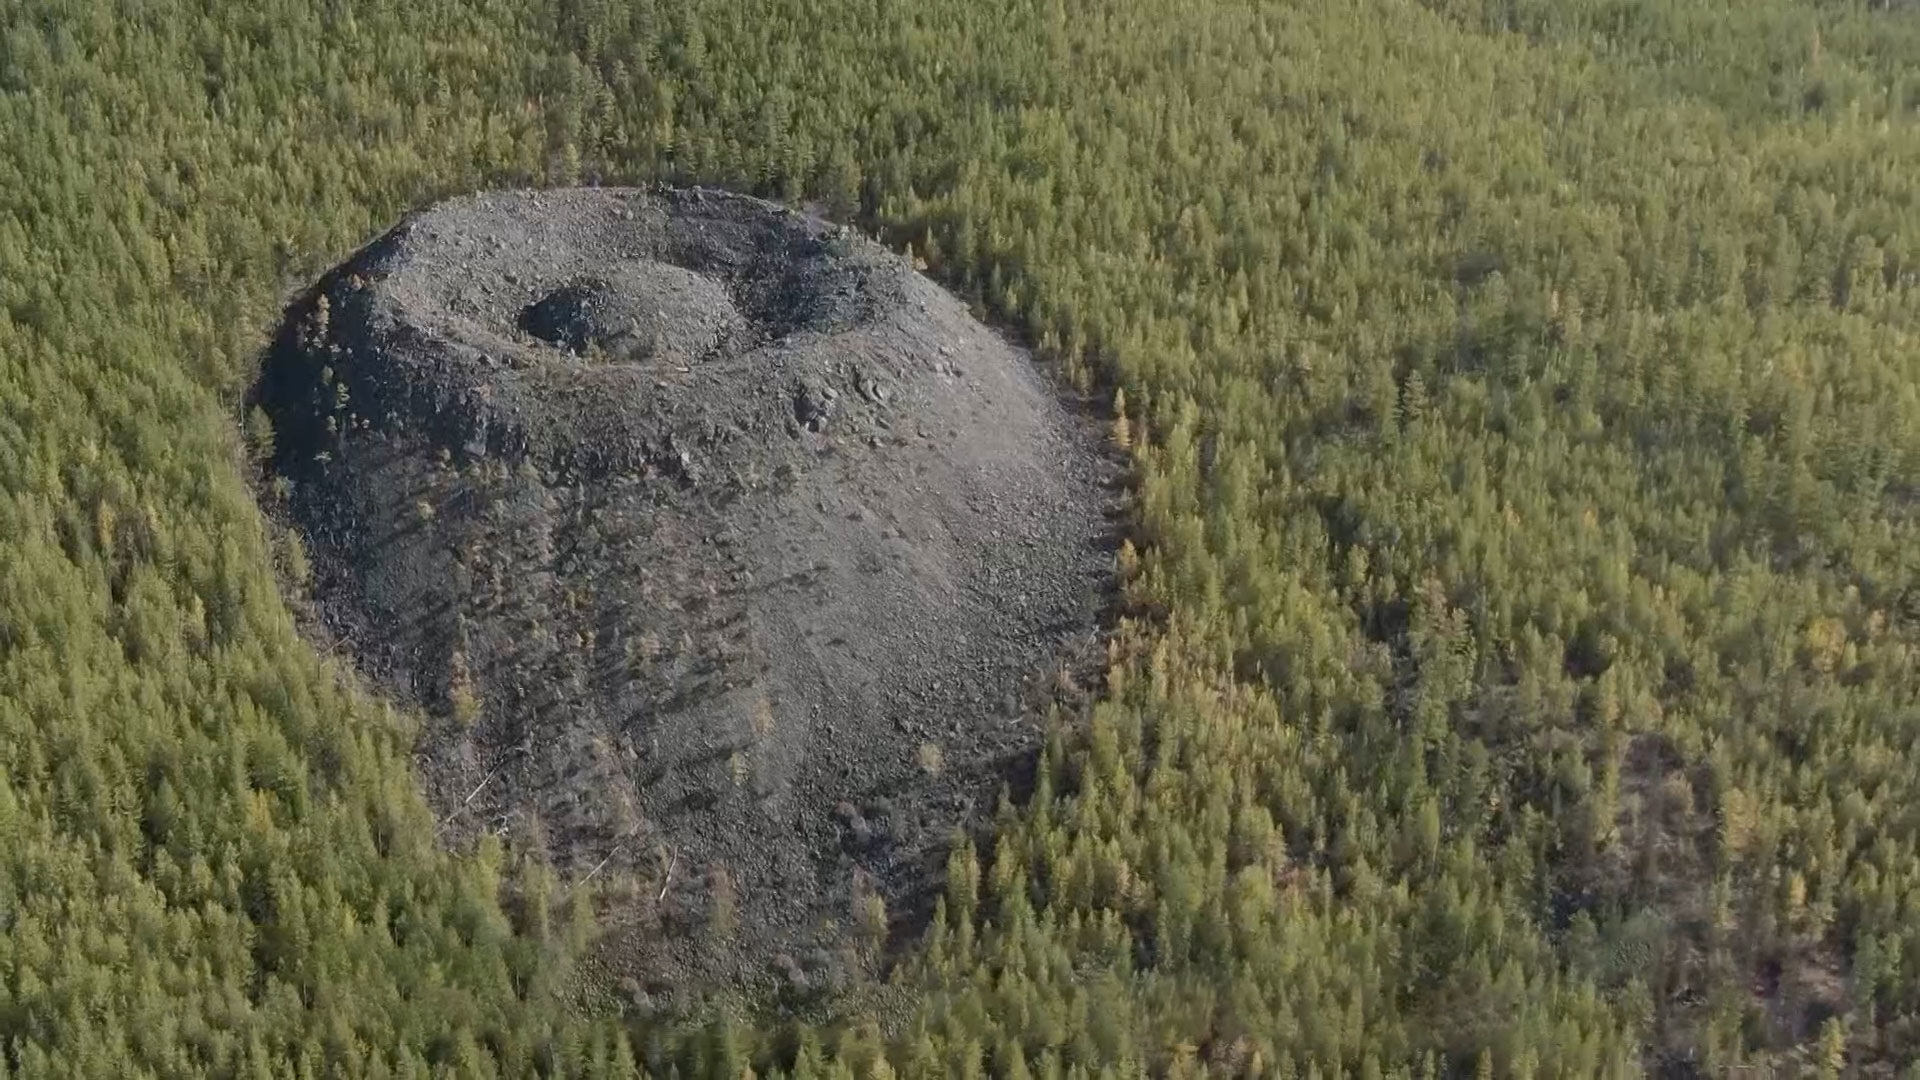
[3,0,1920,1075]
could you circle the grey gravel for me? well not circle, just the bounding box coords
[253,186,1114,1010]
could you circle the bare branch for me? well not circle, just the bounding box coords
[656,849,678,903]
[434,768,500,836]
[569,842,626,897]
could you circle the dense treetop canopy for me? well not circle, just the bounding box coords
[2,0,1918,1075]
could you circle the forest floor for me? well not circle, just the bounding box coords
[252,187,1120,1015]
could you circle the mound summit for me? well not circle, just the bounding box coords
[253,187,1111,1005]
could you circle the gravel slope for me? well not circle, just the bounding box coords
[253,186,1114,1008]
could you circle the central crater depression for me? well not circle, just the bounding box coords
[251,187,1111,1006]
[517,264,744,365]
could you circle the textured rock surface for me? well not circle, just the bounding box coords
[253,186,1112,1005]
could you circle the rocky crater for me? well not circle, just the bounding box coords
[251,186,1112,1007]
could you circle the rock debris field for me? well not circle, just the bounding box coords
[252,187,1115,1008]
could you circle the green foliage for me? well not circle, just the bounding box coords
[5,0,1920,1074]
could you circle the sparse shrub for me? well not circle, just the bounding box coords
[916,741,944,776]
[448,649,481,726]
[852,872,887,949]
[1116,537,1141,582]
[279,531,311,588]
[708,863,738,940]
[243,406,276,462]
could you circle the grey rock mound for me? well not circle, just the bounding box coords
[253,186,1111,1007]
